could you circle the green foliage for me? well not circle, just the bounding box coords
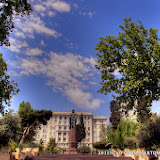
[95,17,160,122]
[107,120,138,149]
[8,140,18,152]
[93,141,108,149]
[0,53,20,114]
[38,139,44,152]
[45,138,57,153]
[0,109,20,146]
[52,148,61,154]
[124,137,137,149]
[109,100,121,131]
[18,101,52,144]
[0,0,32,46]
[78,145,91,154]
[136,117,160,149]
[76,113,86,142]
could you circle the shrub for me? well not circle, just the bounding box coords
[38,139,44,152]
[45,138,57,153]
[93,141,108,149]
[52,148,61,154]
[124,137,137,149]
[78,145,91,154]
[8,140,18,152]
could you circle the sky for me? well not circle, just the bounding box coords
[1,0,160,119]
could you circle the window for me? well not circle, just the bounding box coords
[88,133,90,136]
[63,138,66,142]
[64,116,67,120]
[58,132,61,136]
[88,121,90,125]
[88,117,90,119]
[58,138,61,142]
[50,126,52,130]
[84,116,86,119]
[64,133,66,136]
[64,126,66,130]
[59,126,61,130]
[54,120,57,124]
[54,132,56,136]
[43,129,46,132]
[60,116,62,119]
[88,127,90,131]
[50,132,52,135]
[43,135,47,138]
[88,138,90,142]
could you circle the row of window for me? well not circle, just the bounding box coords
[51,116,91,120]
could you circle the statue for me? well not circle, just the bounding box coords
[70,109,77,129]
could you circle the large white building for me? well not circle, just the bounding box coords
[34,112,107,151]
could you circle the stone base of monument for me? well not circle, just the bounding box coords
[64,148,79,154]
[64,129,79,154]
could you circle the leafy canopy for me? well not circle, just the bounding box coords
[136,117,160,150]
[95,17,160,115]
[0,0,32,46]
[18,101,52,144]
[107,119,138,149]
[0,53,20,114]
[0,109,21,146]
[109,100,121,131]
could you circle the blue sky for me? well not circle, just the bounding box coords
[1,0,160,118]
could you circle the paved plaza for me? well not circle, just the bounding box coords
[29,154,133,160]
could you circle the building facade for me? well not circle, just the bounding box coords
[34,112,107,151]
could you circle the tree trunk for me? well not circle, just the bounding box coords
[19,121,36,145]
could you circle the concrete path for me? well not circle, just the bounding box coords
[28,154,134,160]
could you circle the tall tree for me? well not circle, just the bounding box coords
[95,17,160,122]
[0,53,19,114]
[0,109,20,146]
[76,114,86,143]
[137,116,160,150]
[107,119,138,149]
[18,101,52,145]
[0,0,32,46]
[109,100,121,131]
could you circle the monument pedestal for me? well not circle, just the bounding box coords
[64,129,79,154]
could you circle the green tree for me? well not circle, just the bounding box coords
[107,119,138,149]
[18,101,52,145]
[76,114,86,143]
[0,109,20,146]
[0,53,20,114]
[45,138,57,153]
[95,17,160,123]
[109,100,121,131]
[136,117,160,150]
[0,0,32,46]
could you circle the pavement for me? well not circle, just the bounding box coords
[28,154,134,160]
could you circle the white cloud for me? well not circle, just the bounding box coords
[7,38,28,53]
[44,0,71,13]
[34,4,46,12]
[26,48,44,56]
[14,31,26,38]
[14,13,61,38]
[48,11,56,17]
[10,52,103,109]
